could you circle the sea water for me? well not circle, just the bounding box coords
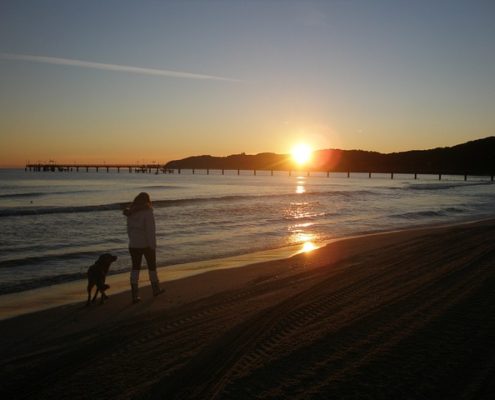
[1,168,494,295]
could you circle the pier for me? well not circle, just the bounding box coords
[25,163,174,174]
[24,163,494,181]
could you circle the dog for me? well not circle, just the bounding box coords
[86,253,118,306]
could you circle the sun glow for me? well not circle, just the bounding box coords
[291,143,312,166]
[290,232,318,253]
[302,241,317,252]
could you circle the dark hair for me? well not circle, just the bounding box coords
[123,192,152,216]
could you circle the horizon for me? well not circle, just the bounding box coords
[1,1,495,167]
[2,134,493,170]
[10,135,492,175]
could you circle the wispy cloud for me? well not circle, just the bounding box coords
[0,53,239,82]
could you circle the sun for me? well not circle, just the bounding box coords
[291,143,312,166]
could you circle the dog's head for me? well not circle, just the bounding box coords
[96,253,118,266]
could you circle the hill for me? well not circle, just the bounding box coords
[165,137,495,175]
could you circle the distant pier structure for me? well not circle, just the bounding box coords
[25,163,174,174]
[25,162,494,181]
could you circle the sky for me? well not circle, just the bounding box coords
[1,0,494,167]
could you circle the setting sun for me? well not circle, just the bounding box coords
[291,144,313,166]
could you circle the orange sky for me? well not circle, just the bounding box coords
[1,1,494,167]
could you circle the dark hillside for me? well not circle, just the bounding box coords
[165,137,495,175]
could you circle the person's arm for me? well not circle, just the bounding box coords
[145,210,157,249]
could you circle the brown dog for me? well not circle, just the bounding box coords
[86,254,118,306]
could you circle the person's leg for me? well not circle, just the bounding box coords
[129,248,143,303]
[143,247,163,296]
[142,247,156,270]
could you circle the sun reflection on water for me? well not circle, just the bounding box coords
[286,177,320,254]
[294,176,307,194]
[284,201,319,221]
[301,241,317,252]
[289,231,319,253]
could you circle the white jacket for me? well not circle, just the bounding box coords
[126,208,157,249]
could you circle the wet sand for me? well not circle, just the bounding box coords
[1,219,495,399]
[0,244,307,320]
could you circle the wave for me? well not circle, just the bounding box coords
[406,181,492,191]
[0,249,115,269]
[0,192,47,199]
[0,203,125,217]
[0,190,372,218]
[0,189,99,199]
[390,206,467,220]
[444,207,468,213]
[140,185,182,190]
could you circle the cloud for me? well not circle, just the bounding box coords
[0,53,239,82]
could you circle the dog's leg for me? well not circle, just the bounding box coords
[86,283,95,306]
[99,285,111,304]
[99,290,106,304]
[96,279,109,304]
[92,288,99,303]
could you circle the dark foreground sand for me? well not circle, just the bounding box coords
[1,220,495,399]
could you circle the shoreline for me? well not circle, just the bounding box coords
[1,218,495,398]
[1,216,492,321]
[0,243,307,320]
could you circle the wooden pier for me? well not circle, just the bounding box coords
[24,163,494,181]
[25,163,174,174]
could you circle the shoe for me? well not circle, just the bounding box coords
[151,281,164,297]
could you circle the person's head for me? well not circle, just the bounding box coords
[124,192,152,216]
[132,192,152,209]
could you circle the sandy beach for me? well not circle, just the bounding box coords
[1,219,495,399]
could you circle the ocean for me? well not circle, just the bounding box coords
[1,168,494,295]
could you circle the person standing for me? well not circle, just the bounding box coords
[123,192,163,303]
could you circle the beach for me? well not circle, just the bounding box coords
[3,1,495,398]
[1,219,494,399]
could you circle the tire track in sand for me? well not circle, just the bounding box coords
[150,234,495,399]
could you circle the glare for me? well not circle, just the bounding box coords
[291,143,312,166]
[302,241,317,252]
[290,232,318,253]
[295,177,306,193]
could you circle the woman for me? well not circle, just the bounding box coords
[123,192,163,303]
